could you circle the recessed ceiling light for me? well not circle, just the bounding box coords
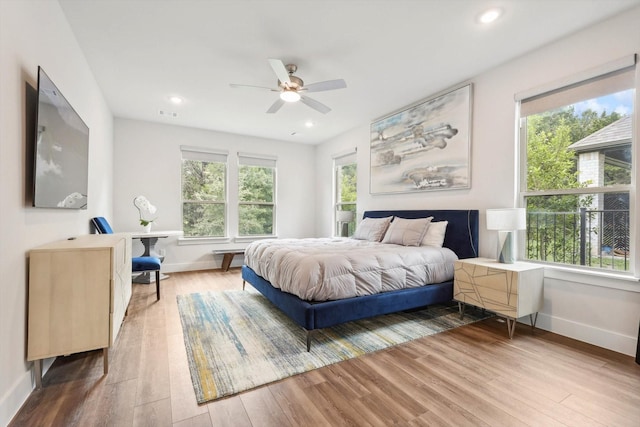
[304,120,314,128]
[169,96,183,105]
[478,8,502,24]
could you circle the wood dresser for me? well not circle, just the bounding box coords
[27,233,132,388]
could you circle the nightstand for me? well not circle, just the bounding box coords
[454,257,544,338]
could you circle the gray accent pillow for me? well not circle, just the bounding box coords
[352,216,393,242]
[382,217,433,246]
[421,220,448,247]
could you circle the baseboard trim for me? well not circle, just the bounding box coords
[535,312,637,357]
[159,259,244,274]
[1,358,55,426]
[160,261,216,273]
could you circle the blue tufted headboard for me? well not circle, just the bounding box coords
[363,209,479,259]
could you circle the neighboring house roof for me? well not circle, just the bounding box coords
[568,115,632,152]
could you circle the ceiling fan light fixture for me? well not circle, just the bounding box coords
[280,90,301,103]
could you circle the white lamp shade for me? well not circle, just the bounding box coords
[486,208,526,231]
[336,210,355,222]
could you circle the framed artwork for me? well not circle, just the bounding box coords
[370,83,472,194]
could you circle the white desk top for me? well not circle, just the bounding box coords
[128,230,183,239]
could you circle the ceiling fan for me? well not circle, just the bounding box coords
[230,59,347,114]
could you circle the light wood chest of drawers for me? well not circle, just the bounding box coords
[27,233,132,387]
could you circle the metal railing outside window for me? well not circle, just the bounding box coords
[526,208,630,272]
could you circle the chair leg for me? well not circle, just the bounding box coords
[156,270,161,300]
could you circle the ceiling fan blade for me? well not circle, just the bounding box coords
[300,95,331,114]
[266,98,285,114]
[268,58,291,85]
[303,79,347,93]
[230,83,279,91]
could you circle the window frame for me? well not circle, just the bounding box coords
[237,152,277,238]
[515,55,637,277]
[180,146,229,239]
[333,150,357,237]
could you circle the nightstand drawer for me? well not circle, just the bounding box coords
[454,285,517,317]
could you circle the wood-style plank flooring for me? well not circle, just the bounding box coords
[10,269,640,426]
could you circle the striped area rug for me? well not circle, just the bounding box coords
[177,289,489,404]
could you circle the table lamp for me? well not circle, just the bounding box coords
[486,208,526,264]
[336,210,355,237]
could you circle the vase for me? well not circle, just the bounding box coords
[143,224,152,233]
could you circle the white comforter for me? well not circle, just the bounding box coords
[244,238,458,301]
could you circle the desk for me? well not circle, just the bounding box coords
[129,230,182,283]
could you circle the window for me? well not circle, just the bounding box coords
[181,146,227,238]
[518,58,635,272]
[334,151,357,236]
[238,153,276,237]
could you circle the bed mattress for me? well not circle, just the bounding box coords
[244,237,458,301]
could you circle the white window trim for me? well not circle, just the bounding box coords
[543,264,640,293]
[177,236,231,246]
[180,146,229,238]
[333,149,357,237]
[515,55,636,101]
[237,152,277,238]
[234,235,278,243]
[516,55,638,278]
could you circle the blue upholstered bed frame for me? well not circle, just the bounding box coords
[241,209,479,350]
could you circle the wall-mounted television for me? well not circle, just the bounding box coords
[33,66,89,209]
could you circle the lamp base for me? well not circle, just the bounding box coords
[341,222,349,237]
[497,231,516,264]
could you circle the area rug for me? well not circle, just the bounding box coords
[177,289,489,404]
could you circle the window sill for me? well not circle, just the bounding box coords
[234,235,277,243]
[177,235,277,246]
[178,236,231,246]
[538,263,640,292]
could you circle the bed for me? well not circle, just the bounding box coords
[241,209,479,350]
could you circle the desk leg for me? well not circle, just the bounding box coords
[139,237,163,259]
[134,237,169,283]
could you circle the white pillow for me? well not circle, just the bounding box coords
[352,216,393,242]
[382,217,432,246]
[421,220,448,247]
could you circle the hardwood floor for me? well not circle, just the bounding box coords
[10,269,640,426]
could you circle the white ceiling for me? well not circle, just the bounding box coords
[58,0,640,145]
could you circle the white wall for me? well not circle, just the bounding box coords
[317,7,640,356]
[0,1,114,425]
[1,3,638,425]
[113,118,316,271]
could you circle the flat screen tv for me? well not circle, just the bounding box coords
[33,66,89,209]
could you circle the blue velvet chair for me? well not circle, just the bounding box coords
[91,217,162,300]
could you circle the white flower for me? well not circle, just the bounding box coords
[134,195,158,225]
